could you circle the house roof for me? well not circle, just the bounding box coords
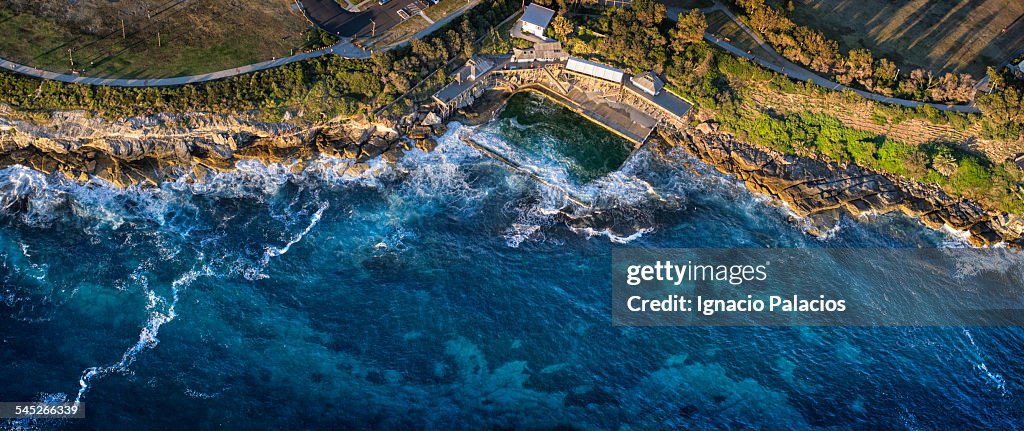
[521,3,556,29]
[565,57,625,83]
[631,71,664,94]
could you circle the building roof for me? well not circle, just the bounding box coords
[630,71,664,94]
[565,57,624,83]
[512,40,568,62]
[521,3,556,29]
[435,56,497,103]
[452,56,494,82]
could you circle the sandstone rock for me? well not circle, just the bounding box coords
[671,127,1024,247]
[32,138,70,155]
[344,162,370,176]
[341,144,361,159]
[416,138,438,153]
[382,147,404,164]
[422,112,442,126]
[360,138,389,159]
[695,122,719,134]
[408,126,431,140]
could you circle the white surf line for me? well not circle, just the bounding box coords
[262,201,330,262]
[75,261,211,403]
[460,136,591,208]
[74,201,329,401]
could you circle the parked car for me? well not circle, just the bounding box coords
[378,0,391,5]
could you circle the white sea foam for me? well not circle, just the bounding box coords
[504,223,541,248]
[263,201,329,260]
[75,262,212,403]
[938,224,976,248]
[570,226,654,244]
[963,329,1010,397]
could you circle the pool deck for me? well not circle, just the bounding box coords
[434,56,693,146]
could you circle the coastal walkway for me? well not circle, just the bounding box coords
[0,40,370,88]
[0,0,481,88]
[671,2,983,114]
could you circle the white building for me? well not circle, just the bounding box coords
[520,3,556,39]
[630,71,664,96]
[565,57,624,83]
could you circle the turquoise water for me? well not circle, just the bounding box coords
[493,93,634,183]
[1,97,1022,430]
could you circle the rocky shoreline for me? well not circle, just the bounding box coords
[658,125,1024,247]
[0,107,447,187]
[2,98,1022,247]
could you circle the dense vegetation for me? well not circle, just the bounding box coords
[976,67,1024,141]
[728,0,977,104]
[0,0,519,120]
[546,2,1024,213]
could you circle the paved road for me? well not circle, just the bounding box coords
[675,3,981,114]
[302,0,416,39]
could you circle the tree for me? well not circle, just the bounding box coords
[930,72,976,103]
[460,19,476,59]
[748,5,790,34]
[986,66,1004,92]
[735,0,765,13]
[873,58,897,82]
[932,149,958,177]
[977,86,1024,125]
[673,9,707,45]
[551,15,574,39]
[846,48,873,81]
[900,68,928,97]
[631,0,666,27]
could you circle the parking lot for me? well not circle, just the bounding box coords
[301,0,439,39]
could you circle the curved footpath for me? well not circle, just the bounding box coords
[0,40,370,88]
[669,3,982,114]
[0,0,482,89]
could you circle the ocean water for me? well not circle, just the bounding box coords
[1,93,1022,430]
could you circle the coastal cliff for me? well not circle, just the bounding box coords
[0,107,444,187]
[2,101,1022,247]
[659,125,1024,247]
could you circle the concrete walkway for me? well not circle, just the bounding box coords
[673,2,981,114]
